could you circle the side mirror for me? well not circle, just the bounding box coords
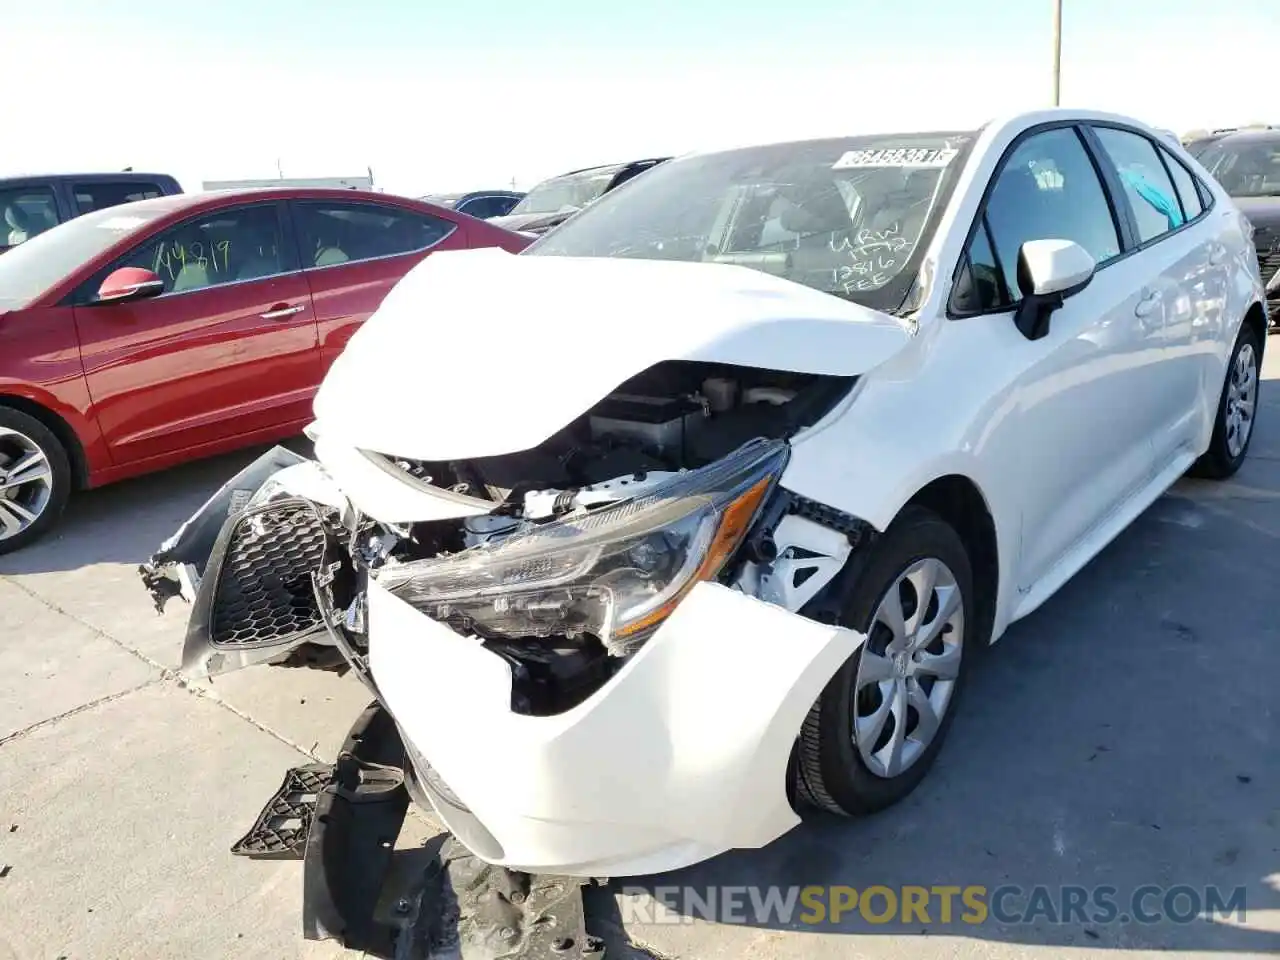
[96,267,164,304]
[1012,239,1095,340]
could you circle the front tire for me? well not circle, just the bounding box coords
[794,506,974,817]
[0,408,72,555]
[1192,323,1262,480]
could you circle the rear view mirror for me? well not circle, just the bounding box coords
[97,267,164,304]
[1013,239,1095,340]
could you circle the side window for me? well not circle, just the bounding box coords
[459,196,494,218]
[1157,145,1203,221]
[0,186,60,247]
[1195,176,1214,210]
[976,126,1121,305]
[466,196,517,219]
[952,218,1008,312]
[114,204,288,294]
[293,201,455,268]
[1092,127,1185,242]
[73,181,164,215]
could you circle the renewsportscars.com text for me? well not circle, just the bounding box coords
[617,884,1248,927]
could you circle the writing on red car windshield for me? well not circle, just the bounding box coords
[153,241,232,281]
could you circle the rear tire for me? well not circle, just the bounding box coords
[794,506,974,817]
[0,407,72,555]
[1191,322,1262,480]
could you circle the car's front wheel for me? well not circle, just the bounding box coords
[0,407,72,555]
[794,506,974,817]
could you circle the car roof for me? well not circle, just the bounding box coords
[1210,128,1280,145]
[427,189,521,200]
[547,158,670,180]
[0,172,177,185]
[111,187,443,216]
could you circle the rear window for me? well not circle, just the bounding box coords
[0,202,172,305]
[73,180,167,215]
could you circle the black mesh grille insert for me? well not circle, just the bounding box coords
[210,503,326,647]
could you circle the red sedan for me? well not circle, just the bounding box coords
[0,188,531,552]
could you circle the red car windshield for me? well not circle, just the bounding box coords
[0,201,174,306]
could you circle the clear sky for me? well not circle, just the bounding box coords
[4,0,1274,197]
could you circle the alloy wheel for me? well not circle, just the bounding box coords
[0,427,54,541]
[852,557,965,778]
[1224,341,1258,459]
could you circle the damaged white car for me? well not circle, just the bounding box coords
[142,108,1264,945]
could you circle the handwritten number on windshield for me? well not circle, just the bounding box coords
[154,239,232,283]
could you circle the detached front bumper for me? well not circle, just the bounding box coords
[369,577,863,878]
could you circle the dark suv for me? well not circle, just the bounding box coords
[1193,129,1280,327]
[1,172,183,253]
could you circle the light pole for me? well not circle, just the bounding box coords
[1051,0,1063,106]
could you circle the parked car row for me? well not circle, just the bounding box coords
[489,158,670,236]
[424,157,671,236]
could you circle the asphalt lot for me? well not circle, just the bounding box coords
[1,347,1278,960]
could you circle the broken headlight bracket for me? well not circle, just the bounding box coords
[310,505,381,698]
[728,487,874,587]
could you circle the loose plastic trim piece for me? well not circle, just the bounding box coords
[231,765,331,860]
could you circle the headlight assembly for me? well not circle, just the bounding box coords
[375,439,788,653]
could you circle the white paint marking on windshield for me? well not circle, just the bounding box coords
[832,147,959,170]
[96,216,148,231]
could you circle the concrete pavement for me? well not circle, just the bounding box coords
[1,348,1278,959]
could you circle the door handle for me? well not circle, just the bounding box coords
[260,304,305,321]
[1134,291,1161,318]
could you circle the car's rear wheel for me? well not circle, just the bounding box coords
[1191,323,1262,480]
[794,506,973,816]
[0,408,72,555]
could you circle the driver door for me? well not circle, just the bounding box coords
[953,125,1163,597]
[73,200,320,466]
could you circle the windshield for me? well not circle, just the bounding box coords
[509,167,620,216]
[0,200,173,305]
[1196,136,1280,197]
[524,133,974,311]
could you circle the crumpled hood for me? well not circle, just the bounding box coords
[312,247,912,461]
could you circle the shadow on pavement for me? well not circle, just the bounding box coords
[0,438,312,576]
[607,362,1280,952]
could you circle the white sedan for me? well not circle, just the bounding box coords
[144,108,1265,880]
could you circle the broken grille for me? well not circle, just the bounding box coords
[210,502,327,646]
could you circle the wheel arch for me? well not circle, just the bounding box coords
[901,474,1000,648]
[1242,301,1267,356]
[0,394,89,489]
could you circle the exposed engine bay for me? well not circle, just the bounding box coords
[369,359,851,513]
[308,362,857,716]
[145,360,864,722]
